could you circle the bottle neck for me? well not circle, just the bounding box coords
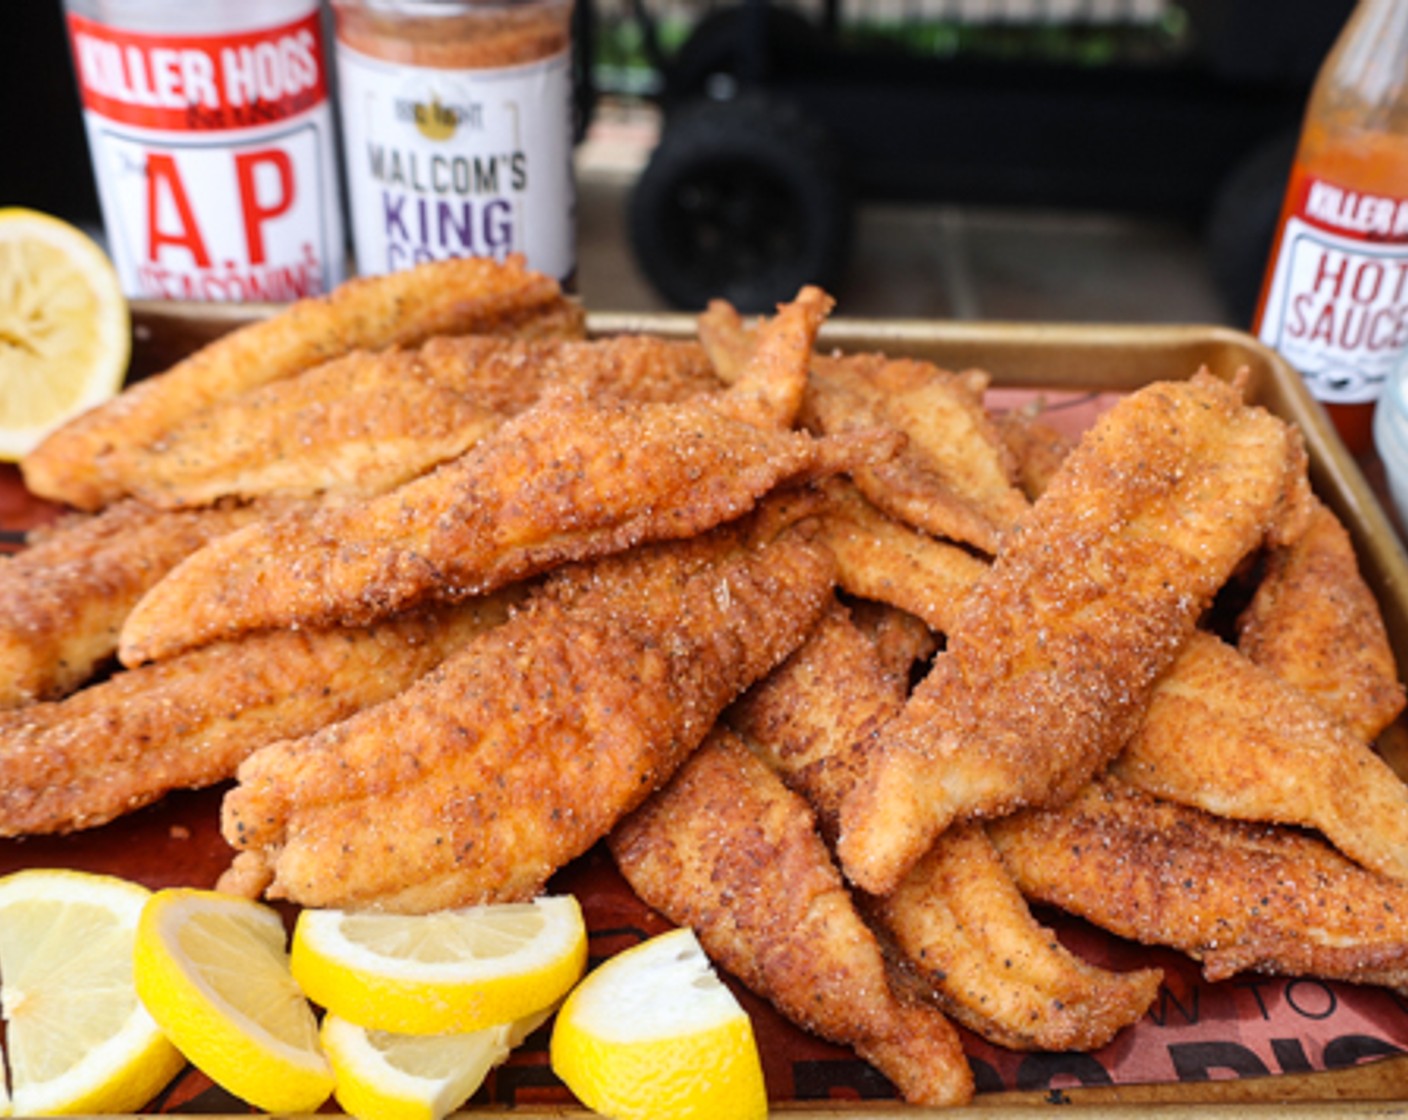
[1324,0,1408,127]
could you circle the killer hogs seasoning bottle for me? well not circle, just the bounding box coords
[331,0,576,285]
[62,0,348,301]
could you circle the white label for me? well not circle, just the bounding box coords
[1258,215,1408,405]
[86,116,343,301]
[336,41,575,282]
[67,11,346,301]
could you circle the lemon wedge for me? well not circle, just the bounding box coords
[0,869,184,1116]
[321,1005,552,1120]
[549,927,767,1120]
[0,208,128,461]
[291,896,586,1036]
[133,887,332,1113]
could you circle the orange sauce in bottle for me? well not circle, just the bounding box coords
[1252,0,1408,457]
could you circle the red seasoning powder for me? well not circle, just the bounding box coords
[331,0,576,283]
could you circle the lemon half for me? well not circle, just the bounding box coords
[0,869,184,1116]
[0,207,128,461]
[550,927,768,1120]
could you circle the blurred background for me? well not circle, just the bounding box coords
[3,0,1355,323]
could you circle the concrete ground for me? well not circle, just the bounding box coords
[572,100,1237,326]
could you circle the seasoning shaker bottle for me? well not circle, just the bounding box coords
[330,0,576,285]
[60,0,347,301]
[1252,0,1408,456]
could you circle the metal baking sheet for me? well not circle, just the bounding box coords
[3,301,1406,1117]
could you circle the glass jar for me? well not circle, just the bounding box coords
[61,0,348,301]
[331,0,576,285]
[1253,0,1408,456]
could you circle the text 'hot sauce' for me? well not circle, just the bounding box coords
[1254,0,1408,455]
[332,0,576,284]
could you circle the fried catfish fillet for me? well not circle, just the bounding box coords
[698,298,1028,553]
[119,290,860,665]
[727,598,913,837]
[217,497,835,912]
[728,600,1161,1053]
[877,824,1162,1052]
[23,255,579,510]
[0,498,283,707]
[992,402,1077,500]
[990,777,1408,992]
[121,335,723,510]
[816,479,988,636]
[0,594,516,836]
[837,372,1314,896]
[610,729,975,1108]
[805,354,1029,554]
[1237,497,1405,741]
[1113,630,1408,884]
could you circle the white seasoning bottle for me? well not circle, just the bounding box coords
[330,0,576,285]
[61,0,348,300]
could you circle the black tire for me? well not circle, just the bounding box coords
[662,6,822,107]
[1204,130,1298,327]
[627,94,853,311]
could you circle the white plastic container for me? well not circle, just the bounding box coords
[1374,356,1408,533]
[61,0,347,300]
[330,0,575,284]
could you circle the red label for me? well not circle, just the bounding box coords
[1287,168,1408,244]
[66,12,328,133]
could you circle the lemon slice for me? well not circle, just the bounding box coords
[291,895,586,1036]
[0,868,184,1116]
[133,887,332,1113]
[321,1004,552,1120]
[549,927,767,1120]
[0,208,129,461]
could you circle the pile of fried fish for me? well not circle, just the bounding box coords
[4,255,1406,1107]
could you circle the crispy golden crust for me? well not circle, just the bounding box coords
[817,479,988,636]
[118,288,857,665]
[992,403,1077,500]
[22,255,578,510]
[730,601,1161,1053]
[0,595,514,836]
[877,823,1163,1052]
[695,297,756,382]
[700,297,1028,552]
[804,354,1029,555]
[708,287,832,429]
[119,404,891,666]
[217,499,835,911]
[990,777,1408,991]
[1238,497,1406,741]
[122,335,721,509]
[0,499,277,707]
[610,729,974,1108]
[844,598,939,684]
[729,597,910,837]
[1113,630,1408,884]
[837,373,1314,896]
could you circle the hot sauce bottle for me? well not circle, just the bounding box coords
[1253,0,1408,456]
